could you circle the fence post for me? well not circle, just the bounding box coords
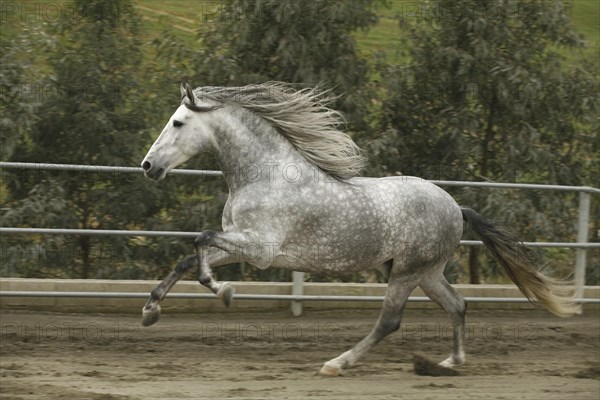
[291,271,304,316]
[574,191,591,304]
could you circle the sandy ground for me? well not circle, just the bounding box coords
[0,308,598,400]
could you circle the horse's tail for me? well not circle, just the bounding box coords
[460,207,580,317]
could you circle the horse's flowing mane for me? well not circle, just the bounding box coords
[194,82,366,180]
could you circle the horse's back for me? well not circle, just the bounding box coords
[349,175,461,222]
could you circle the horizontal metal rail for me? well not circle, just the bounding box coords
[0,162,222,177]
[0,227,202,238]
[1,162,599,193]
[0,227,598,249]
[1,290,598,304]
[459,240,598,249]
[429,179,600,194]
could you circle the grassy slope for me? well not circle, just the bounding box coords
[568,0,599,65]
[132,0,600,69]
[2,0,597,65]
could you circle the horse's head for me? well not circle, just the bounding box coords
[141,82,220,181]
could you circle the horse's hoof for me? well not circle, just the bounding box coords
[439,353,465,368]
[439,358,457,368]
[319,364,342,377]
[413,354,459,376]
[218,283,235,307]
[142,304,161,327]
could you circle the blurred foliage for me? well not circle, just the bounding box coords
[188,0,385,132]
[0,0,598,285]
[0,27,43,159]
[362,0,599,283]
[2,0,176,279]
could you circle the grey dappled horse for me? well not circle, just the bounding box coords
[140,82,578,376]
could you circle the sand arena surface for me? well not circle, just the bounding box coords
[1,308,598,399]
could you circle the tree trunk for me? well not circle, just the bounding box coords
[469,98,497,284]
[480,99,496,178]
[79,235,91,279]
[468,247,481,284]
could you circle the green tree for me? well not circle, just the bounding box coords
[0,31,40,160]
[369,0,598,283]
[189,0,384,131]
[3,0,170,279]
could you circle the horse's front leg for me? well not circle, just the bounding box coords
[195,234,236,307]
[141,248,237,327]
[194,230,276,306]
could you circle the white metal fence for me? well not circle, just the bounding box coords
[0,161,598,314]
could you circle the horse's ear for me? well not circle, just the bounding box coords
[181,82,196,104]
[180,82,216,112]
[184,82,196,105]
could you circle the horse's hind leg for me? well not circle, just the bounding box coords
[319,272,417,376]
[420,265,467,367]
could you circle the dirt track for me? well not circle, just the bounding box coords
[1,308,598,400]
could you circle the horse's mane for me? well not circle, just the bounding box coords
[194,82,366,180]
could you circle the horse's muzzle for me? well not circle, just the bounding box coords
[141,160,165,181]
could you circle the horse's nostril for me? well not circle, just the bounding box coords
[142,161,151,171]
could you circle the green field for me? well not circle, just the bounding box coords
[141,0,600,64]
[2,0,597,65]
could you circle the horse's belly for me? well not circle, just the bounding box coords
[271,252,385,274]
[271,232,389,274]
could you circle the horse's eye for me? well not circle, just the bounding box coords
[173,120,184,128]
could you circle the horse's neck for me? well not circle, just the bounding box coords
[212,111,318,191]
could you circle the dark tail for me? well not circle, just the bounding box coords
[461,207,579,317]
